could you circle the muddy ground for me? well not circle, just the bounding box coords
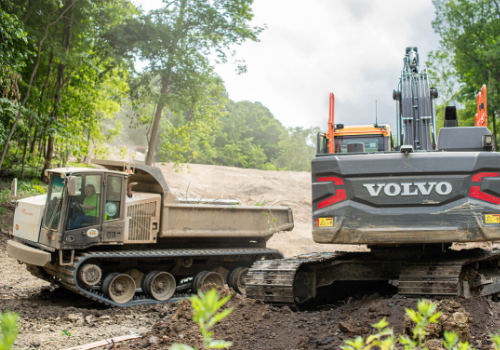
[120,286,500,350]
[1,163,500,349]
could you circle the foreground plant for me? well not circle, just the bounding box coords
[0,311,19,350]
[399,299,442,349]
[342,317,396,350]
[170,288,233,350]
[342,299,476,350]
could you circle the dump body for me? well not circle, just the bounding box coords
[161,203,293,239]
[311,151,500,244]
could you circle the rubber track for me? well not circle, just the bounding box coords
[246,252,338,306]
[247,249,500,306]
[50,248,283,308]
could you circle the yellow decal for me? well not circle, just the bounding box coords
[485,214,500,224]
[317,218,334,227]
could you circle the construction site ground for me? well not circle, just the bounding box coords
[0,163,499,350]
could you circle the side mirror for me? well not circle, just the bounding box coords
[67,176,77,196]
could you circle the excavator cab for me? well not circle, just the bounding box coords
[317,124,392,154]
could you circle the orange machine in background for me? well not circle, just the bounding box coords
[475,85,487,127]
[318,93,392,154]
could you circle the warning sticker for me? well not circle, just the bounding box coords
[316,218,334,227]
[485,214,500,224]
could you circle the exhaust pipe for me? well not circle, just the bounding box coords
[127,182,138,198]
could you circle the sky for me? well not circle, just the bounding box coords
[132,0,441,132]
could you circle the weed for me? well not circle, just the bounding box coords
[0,311,19,350]
[170,288,233,350]
[341,299,475,350]
[61,329,72,336]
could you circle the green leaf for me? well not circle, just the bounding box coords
[169,343,196,350]
[206,340,233,349]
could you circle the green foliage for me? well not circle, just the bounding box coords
[429,0,500,147]
[170,288,233,350]
[341,300,478,350]
[399,300,442,349]
[115,0,265,164]
[0,311,19,350]
[0,0,137,175]
[276,127,319,171]
[0,179,46,204]
[61,329,72,336]
[490,331,500,350]
[134,99,318,171]
[342,317,395,350]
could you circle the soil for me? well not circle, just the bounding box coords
[1,163,499,350]
[120,285,500,350]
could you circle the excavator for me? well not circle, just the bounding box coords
[247,47,500,307]
[316,94,392,154]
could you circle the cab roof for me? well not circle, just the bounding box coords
[334,124,391,137]
[45,167,127,177]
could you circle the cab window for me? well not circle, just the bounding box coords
[44,175,65,230]
[335,136,385,153]
[67,175,102,230]
[105,176,122,221]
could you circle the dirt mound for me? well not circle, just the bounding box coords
[120,290,500,350]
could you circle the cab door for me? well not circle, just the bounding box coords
[63,174,104,248]
[101,174,127,243]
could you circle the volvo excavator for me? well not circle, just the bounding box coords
[246,47,500,307]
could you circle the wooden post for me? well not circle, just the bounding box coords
[11,178,17,198]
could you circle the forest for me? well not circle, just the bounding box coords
[0,0,318,183]
[2,0,500,182]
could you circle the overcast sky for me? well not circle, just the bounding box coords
[132,0,441,132]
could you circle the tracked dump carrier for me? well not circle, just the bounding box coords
[7,160,293,307]
[247,47,500,307]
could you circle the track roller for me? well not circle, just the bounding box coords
[78,264,102,288]
[228,266,249,294]
[193,271,224,291]
[102,273,136,304]
[142,271,176,301]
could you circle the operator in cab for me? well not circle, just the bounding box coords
[70,184,100,229]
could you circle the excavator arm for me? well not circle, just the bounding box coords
[475,85,487,127]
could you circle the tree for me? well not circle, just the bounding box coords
[0,0,77,172]
[430,0,500,148]
[116,0,264,165]
[275,127,319,172]
[0,0,136,179]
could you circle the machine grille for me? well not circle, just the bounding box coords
[127,202,157,241]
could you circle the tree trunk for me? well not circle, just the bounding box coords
[146,81,169,165]
[23,0,35,23]
[41,1,73,182]
[145,0,188,166]
[29,126,38,160]
[20,138,29,180]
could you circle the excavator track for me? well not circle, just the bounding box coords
[246,252,339,305]
[247,249,500,307]
[41,248,282,308]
